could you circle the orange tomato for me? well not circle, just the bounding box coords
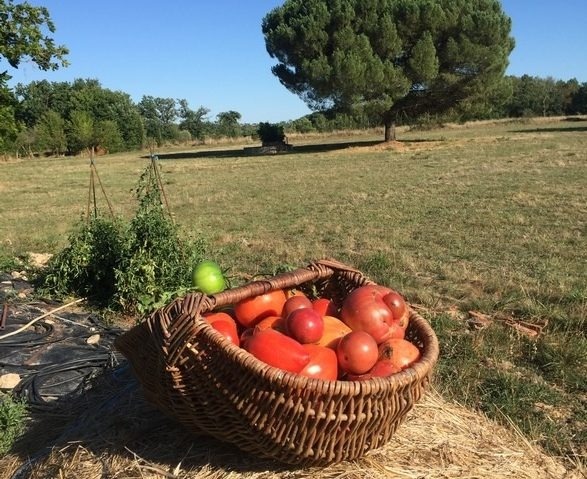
[254,315,286,333]
[316,315,352,349]
[378,338,421,370]
[234,289,287,328]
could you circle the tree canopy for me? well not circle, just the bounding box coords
[262,0,515,140]
[0,0,68,152]
[0,0,68,79]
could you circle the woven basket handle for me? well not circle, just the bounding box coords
[165,259,364,367]
[207,258,361,308]
[164,292,214,368]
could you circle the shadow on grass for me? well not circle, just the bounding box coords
[8,362,294,476]
[147,138,434,161]
[509,117,587,134]
[510,125,587,134]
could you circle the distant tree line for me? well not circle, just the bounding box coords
[0,78,258,157]
[1,74,585,157]
[2,0,587,158]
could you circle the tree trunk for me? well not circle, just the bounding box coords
[384,121,396,142]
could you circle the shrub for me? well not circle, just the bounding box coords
[257,122,285,145]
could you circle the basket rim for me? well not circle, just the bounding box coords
[144,258,439,395]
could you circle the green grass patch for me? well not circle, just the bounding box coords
[0,393,27,456]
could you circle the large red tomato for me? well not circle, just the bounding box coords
[210,320,240,347]
[336,331,379,375]
[299,344,338,381]
[203,312,239,346]
[234,289,287,328]
[378,338,421,370]
[243,329,310,373]
[340,285,409,344]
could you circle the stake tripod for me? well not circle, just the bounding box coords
[148,145,174,224]
[86,148,115,221]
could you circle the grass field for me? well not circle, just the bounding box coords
[0,117,585,464]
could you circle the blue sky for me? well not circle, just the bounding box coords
[5,0,587,123]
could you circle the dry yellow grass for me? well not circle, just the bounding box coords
[0,369,581,479]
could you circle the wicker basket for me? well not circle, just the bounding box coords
[114,259,439,466]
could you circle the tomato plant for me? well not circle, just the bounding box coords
[191,260,226,294]
[336,331,379,375]
[234,289,287,328]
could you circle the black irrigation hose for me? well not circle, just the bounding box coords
[0,321,54,347]
[14,350,120,411]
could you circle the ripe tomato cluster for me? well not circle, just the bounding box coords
[203,285,421,381]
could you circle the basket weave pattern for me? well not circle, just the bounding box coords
[115,259,439,466]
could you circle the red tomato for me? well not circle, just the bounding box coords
[203,312,239,344]
[299,344,338,381]
[283,295,313,318]
[204,311,237,327]
[378,338,421,370]
[312,298,339,317]
[383,291,408,324]
[243,329,310,373]
[210,320,240,347]
[234,289,287,328]
[340,285,409,344]
[286,308,324,344]
[336,331,379,375]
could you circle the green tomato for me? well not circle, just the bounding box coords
[192,260,226,294]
